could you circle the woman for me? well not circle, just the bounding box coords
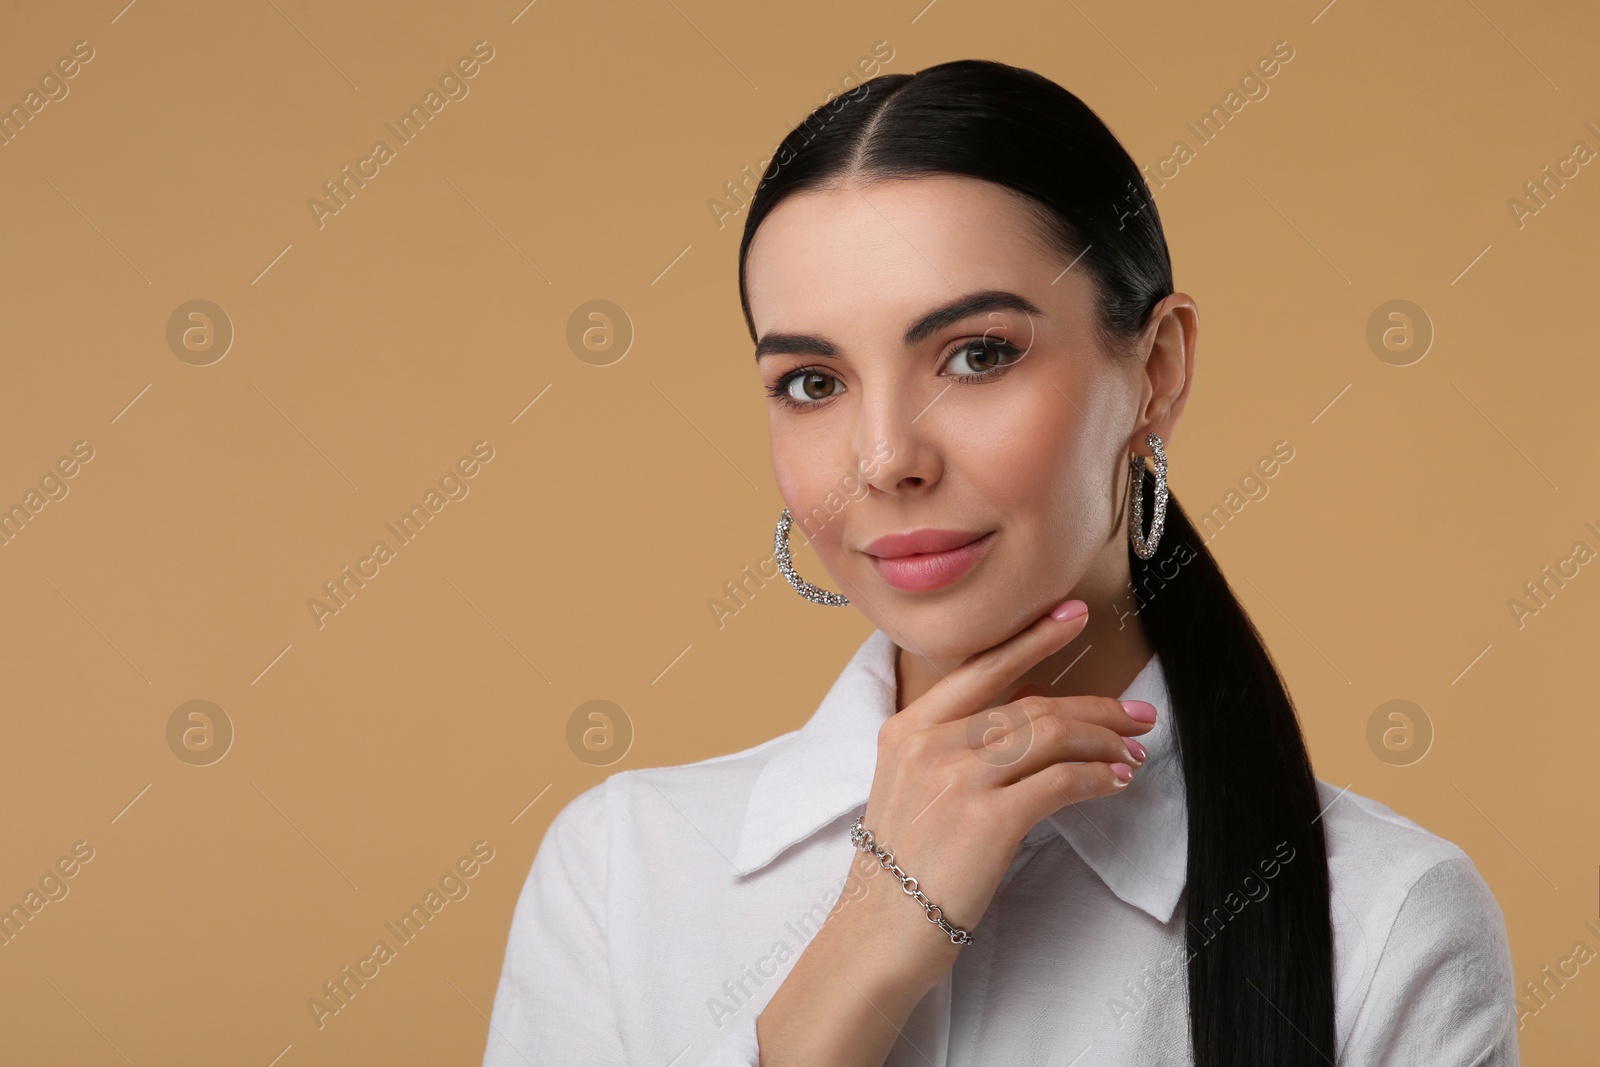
[483,59,1517,1066]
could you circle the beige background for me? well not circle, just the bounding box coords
[1,0,1596,1062]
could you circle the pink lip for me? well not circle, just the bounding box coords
[864,529,995,592]
[864,528,990,557]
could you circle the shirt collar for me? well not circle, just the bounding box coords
[731,628,1188,924]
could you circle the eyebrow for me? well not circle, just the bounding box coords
[753,289,1045,361]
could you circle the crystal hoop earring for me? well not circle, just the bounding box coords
[1129,432,1169,560]
[775,507,851,607]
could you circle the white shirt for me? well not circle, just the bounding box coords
[483,629,1519,1066]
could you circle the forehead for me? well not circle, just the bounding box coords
[745,175,1073,342]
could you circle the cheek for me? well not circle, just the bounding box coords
[949,389,1117,577]
[770,436,843,536]
[951,392,1094,511]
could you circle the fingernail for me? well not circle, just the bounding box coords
[1122,700,1158,723]
[1110,762,1133,784]
[1050,599,1088,621]
[1124,737,1147,763]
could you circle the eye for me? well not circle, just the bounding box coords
[942,335,1025,379]
[767,366,844,409]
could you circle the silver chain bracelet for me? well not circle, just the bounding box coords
[848,816,974,946]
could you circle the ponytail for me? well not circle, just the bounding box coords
[1132,482,1336,1064]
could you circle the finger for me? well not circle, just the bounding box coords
[1007,693,1159,740]
[1003,682,1046,706]
[1005,756,1134,827]
[907,600,1091,727]
[975,692,1158,776]
[969,703,1141,780]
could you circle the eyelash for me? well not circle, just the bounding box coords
[765,336,1026,411]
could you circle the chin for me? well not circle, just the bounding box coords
[855,587,1024,663]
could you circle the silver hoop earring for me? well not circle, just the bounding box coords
[775,507,851,607]
[1129,432,1169,560]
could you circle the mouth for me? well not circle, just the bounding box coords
[863,529,996,592]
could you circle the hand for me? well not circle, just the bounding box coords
[753,599,1158,1067]
[844,598,1157,974]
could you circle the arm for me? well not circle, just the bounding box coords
[482,782,626,1066]
[753,850,961,1067]
[1342,855,1519,1066]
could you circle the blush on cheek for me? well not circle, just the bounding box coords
[772,444,862,551]
[953,403,1083,512]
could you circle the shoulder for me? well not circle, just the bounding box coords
[1314,778,1505,940]
[537,729,800,864]
[1314,781,1519,1061]
[1315,778,1472,883]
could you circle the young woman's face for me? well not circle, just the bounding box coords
[745,174,1182,661]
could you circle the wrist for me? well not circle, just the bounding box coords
[827,854,964,998]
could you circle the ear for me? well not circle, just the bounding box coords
[1132,292,1198,456]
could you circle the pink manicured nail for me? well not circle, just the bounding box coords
[1110,763,1134,783]
[1050,599,1088,621]
[1122,700,1157,723]
[1124,737,1147,763]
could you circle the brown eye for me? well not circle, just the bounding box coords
[769,368,844,407]
[944,337,1023,377]
[796,372,836,400]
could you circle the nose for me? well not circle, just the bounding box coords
[856,383,942,495]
